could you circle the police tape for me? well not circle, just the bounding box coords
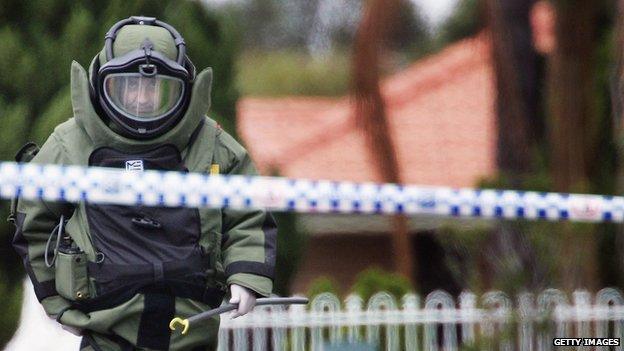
[0,161,622,222]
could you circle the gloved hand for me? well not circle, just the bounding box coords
[229,284,256,319]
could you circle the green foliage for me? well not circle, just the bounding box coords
[0,99,28,160]
[435,221,558,295]
[435,0,483,46]
[435,225,492,292]
[233,0,283,49]
[459,323,517,351]
[478,169,553,193]
[273,212,308,296]
[389,1,434,59]
[307,268,413,301]
[307,276,341,298]
[589,14,618,196]
[0,280,22,350]
[236,50,351,97]
[351,267,413,302]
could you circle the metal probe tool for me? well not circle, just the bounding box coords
[169,297,309,335]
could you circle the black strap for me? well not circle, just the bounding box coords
[88,254,207,284]
[7,197,20,226]
[136,288,176,350]
[14,142,40,163]
[7,142,40,225]
[181,118,205,161]
[189,118,205,148]
[225,261,275,279]
[55,306,73,323]
[79,254,224,312]
[74,281,225,314]
[80,333,104,351]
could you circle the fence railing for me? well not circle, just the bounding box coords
[218,288,624,351]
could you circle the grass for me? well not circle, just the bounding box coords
[235,49,351,97]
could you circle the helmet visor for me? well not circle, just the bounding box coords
[103,73,184,121]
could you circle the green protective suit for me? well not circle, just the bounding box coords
[12,26,276,351]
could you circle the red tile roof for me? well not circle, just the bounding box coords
[237,34,496,188]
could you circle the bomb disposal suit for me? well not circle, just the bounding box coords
[11,17,277,350]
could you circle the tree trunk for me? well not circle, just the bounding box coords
[612,0,624,285]
[352,0,414,282]
[547,0,600,290]
[485,0,547,291]
[488,0,542,174]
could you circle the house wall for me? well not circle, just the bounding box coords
[290,233,394,294]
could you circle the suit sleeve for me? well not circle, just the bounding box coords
[12,133,74,317]
[219,140,277,298]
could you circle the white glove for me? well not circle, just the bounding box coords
[229,284,257,319]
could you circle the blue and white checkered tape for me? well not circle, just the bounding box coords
[1,161,622,222]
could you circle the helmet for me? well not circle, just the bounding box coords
[90,16,196,139]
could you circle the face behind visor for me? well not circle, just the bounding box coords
[104,72,184,120]
[90,17,196,139]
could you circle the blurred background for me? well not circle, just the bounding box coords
[1,0,623,347]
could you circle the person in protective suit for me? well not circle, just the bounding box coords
[11,16,277,350]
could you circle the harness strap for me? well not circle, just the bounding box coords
[88,254,207,283]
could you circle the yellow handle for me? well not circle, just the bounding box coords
[169,317,190,335]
